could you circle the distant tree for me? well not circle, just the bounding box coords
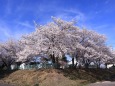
[0,39,22,70]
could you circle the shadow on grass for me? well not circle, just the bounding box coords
[0,69,18,80]
[62,68,115,83]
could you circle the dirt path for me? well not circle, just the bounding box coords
[88,81,115,86]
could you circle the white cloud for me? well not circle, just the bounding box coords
[105,0,110,4]
[53,9,86,26]
[4,0,12,15]
[0,22,12,41]
[0,20,34,41]
[0,26,11,38]
[63,9,86,21]
[16,21,34,28]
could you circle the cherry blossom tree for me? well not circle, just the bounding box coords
[0,39,22,69]
[75,29,114,68]
[17,17,114,68]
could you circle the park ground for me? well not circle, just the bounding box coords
[0,68,115,86]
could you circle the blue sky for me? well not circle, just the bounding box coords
[0,0,115,49]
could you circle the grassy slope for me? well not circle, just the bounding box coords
[0,68,115,86]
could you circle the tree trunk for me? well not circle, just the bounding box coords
[50,54,58,68]
[55,57,59,63]
[97,59,101,68]
[0,64,5,70]
[7,65,11,70]
[85,59,90,68]
[75,56,78,68]
[72,57,74,68]
[85,63,89,68]
[55,57,60,68]
[50,54,55,64]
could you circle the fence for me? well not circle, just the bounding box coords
[11,63,61,70]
